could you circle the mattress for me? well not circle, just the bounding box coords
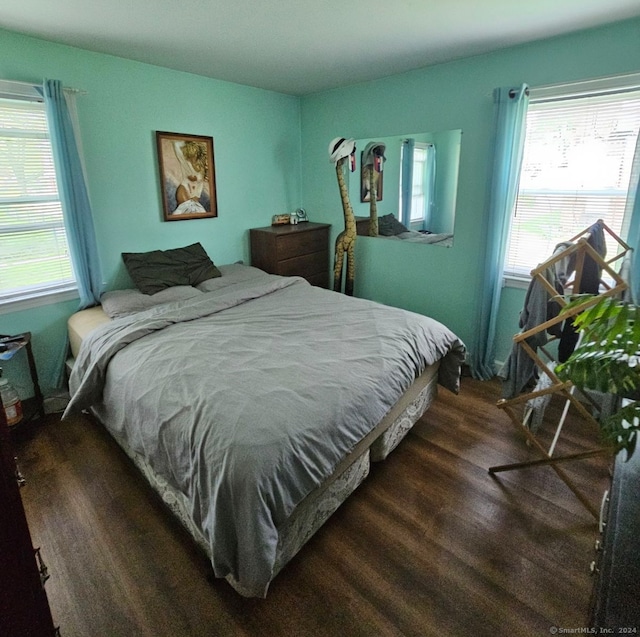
[68,305,111,359]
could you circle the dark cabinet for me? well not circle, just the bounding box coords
[250,222,331,288]
[0,403,58,636]
[591,448,640,630]
[355,216,370,236]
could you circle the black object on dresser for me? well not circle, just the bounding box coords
[250,222,331,288]
[591,448,640,630]
[0,399,58,635]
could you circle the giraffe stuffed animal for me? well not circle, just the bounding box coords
[329,137,357,295]
[362,141,386,237]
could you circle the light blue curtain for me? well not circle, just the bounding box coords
[423,144,436,231]
[625,130,640,303]
[470,84,530,380]
[400,138,415,226]
[41,79,103,309]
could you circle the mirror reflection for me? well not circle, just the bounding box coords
[350,129,461,247]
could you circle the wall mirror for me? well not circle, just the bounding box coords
[349,129,462,247]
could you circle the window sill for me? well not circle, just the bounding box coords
[503,273,617,292]
[0,288,79,315]
[503,274,530,290]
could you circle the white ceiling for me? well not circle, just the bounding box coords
[2,0,640,96]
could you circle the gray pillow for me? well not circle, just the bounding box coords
[196,263,269,292]
[122,243,221,295]
[101,286,203,318]
[378,214,409,236]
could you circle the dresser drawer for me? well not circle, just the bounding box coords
[279,251,328,278]
[305,271,330,288]
[277,228,328,260]
[591,450,640,630]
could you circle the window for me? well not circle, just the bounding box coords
[409,144,428,224]
[399,142,435,230]
[504,78,640,280]
[0,91,76,309]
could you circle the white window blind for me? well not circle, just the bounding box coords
[399,143,434,227]
[504,85,640,279]
[410,145,428,223]
[0,96,75,305]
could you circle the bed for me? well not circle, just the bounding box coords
[389,230,454,246]
[359,214,454,246]
[64,258,465,598]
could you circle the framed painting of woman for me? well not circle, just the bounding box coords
[156,131,218,221]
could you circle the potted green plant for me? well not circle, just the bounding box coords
[555,295,640,458]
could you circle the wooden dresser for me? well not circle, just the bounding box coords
[250,222,331,288]
[591,447,640,630]
[355,216,370,236]
[0,403,58,635]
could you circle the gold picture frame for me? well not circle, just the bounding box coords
[156,131,217,221]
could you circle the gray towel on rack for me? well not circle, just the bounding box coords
[498,263,564,399]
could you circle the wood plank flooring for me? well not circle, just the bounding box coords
[13,377,611,637]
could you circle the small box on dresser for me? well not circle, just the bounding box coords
[250,222,331,288]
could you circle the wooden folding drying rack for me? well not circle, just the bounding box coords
[490,221,632,518]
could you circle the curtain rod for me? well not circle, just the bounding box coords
[489,72,640,100]
[3,78,87,95]
[531,71,640,101]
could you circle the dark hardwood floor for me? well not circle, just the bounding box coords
[13,377,611,637]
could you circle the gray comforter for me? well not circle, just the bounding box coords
[65,273,465,596]
[393,231,454,246]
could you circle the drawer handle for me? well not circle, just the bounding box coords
[598,489,610,534]
[34,547,50,588]
[14,457,26,487]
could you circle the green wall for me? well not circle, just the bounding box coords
[299,18,640,364]
[1,19,639,396]
[0,28,302,396]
